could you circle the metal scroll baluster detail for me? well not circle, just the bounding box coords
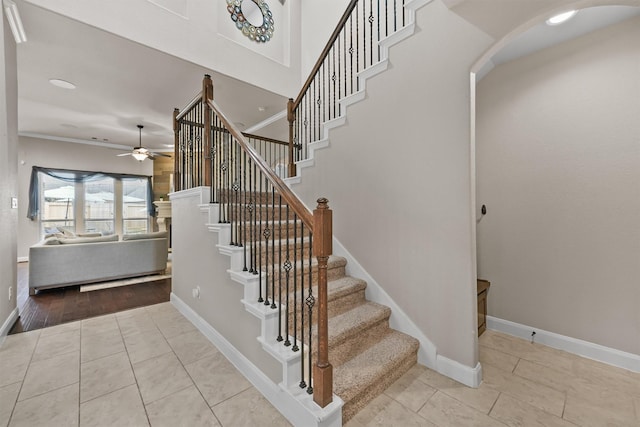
[306,232,314,395]
[292,213,299,353]
[283,202,291,347]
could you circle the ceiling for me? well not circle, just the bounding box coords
[16,2,288,152]
[490,5,640,66]
[14,3,640,152]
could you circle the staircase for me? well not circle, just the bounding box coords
[171,1,437,424]
[203,193,419,423]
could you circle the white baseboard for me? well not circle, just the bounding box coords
[17,257,28,263]
[436,356,482,388]
[0,308,19,346]
[170,293,343,427]
[487,316,640,373]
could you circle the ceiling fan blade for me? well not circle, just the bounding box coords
[151,152,172,158]
[117,153,132,157]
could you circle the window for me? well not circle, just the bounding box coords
[84,177,115,234]
[29,167,153,239]
[40,174,75,236]
[123,178,149,234]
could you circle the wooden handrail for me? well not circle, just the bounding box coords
[292,0,359,110]
[242,133,288,146]
[176,91,203,121]
[206,98,315,230]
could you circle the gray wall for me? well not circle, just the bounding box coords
[17,136,153,259]
[476,17,640,355]
[171,190,281,383]
[0,12,18,336]
[290,0,493,369]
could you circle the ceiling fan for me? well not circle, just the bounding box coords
[117,124,171,161]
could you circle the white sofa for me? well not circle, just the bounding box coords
[28,232,169,294]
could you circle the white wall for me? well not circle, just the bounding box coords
[17,137,153,259]
[291,0,493,368]
[23,0,302,97]
[0,7,18,337]
[476,17,640,355]
[170,189,281,382]
[300,0,351,79]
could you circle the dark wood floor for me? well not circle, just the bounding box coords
[10,262,171,334]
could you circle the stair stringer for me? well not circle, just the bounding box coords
[196,201,344,427]
[285,0,435,187]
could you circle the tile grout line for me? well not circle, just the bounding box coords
[116,311,153,427]
[6,330,42,426]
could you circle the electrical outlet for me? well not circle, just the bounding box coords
[8,286,12,301]
[11,197,17,209]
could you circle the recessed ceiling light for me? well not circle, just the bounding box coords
[49,78,76,89]
[546,10,578,26]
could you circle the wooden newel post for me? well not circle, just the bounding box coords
[313,197,333,407]
[287,98,297,178]
[203,74,213,188]
[173,108,181,192]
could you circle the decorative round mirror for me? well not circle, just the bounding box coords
[226,0,274,43]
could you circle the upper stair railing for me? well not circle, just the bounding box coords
[287,0,409,176]
[174,75,334,408]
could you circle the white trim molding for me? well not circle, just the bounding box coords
[17,256,28,263]
[171,293,343,427]
[436,356,482,388]
[487,316,640,373]
[0,308,19,346]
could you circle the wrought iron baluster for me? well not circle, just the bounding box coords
[258,172,265,303]
[251,161,257,274]
[292,213,299,352]
[242,150,248,271]
[306,231,314,395]
[263,177,270,306]
[377,0,381,62]
[299,221,306,389]
[332,44,337,120]
[270,187,276,310]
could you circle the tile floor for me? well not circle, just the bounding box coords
[1,302,639,426]
[0,302,289,427]
[346,330,640,427]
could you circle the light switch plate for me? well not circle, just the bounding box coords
[11,197,17,209]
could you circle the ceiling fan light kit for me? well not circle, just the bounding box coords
[117,124,171,162]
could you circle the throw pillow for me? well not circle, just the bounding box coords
[57,226,76,237]
[43,237,61,245]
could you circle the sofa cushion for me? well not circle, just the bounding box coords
[58,234,119,244]
[122,231,168,241]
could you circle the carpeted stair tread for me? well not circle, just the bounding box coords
[288,276,366,305]
[333,330,420,418]
[325,302,390,348]
[326,276,367,301]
